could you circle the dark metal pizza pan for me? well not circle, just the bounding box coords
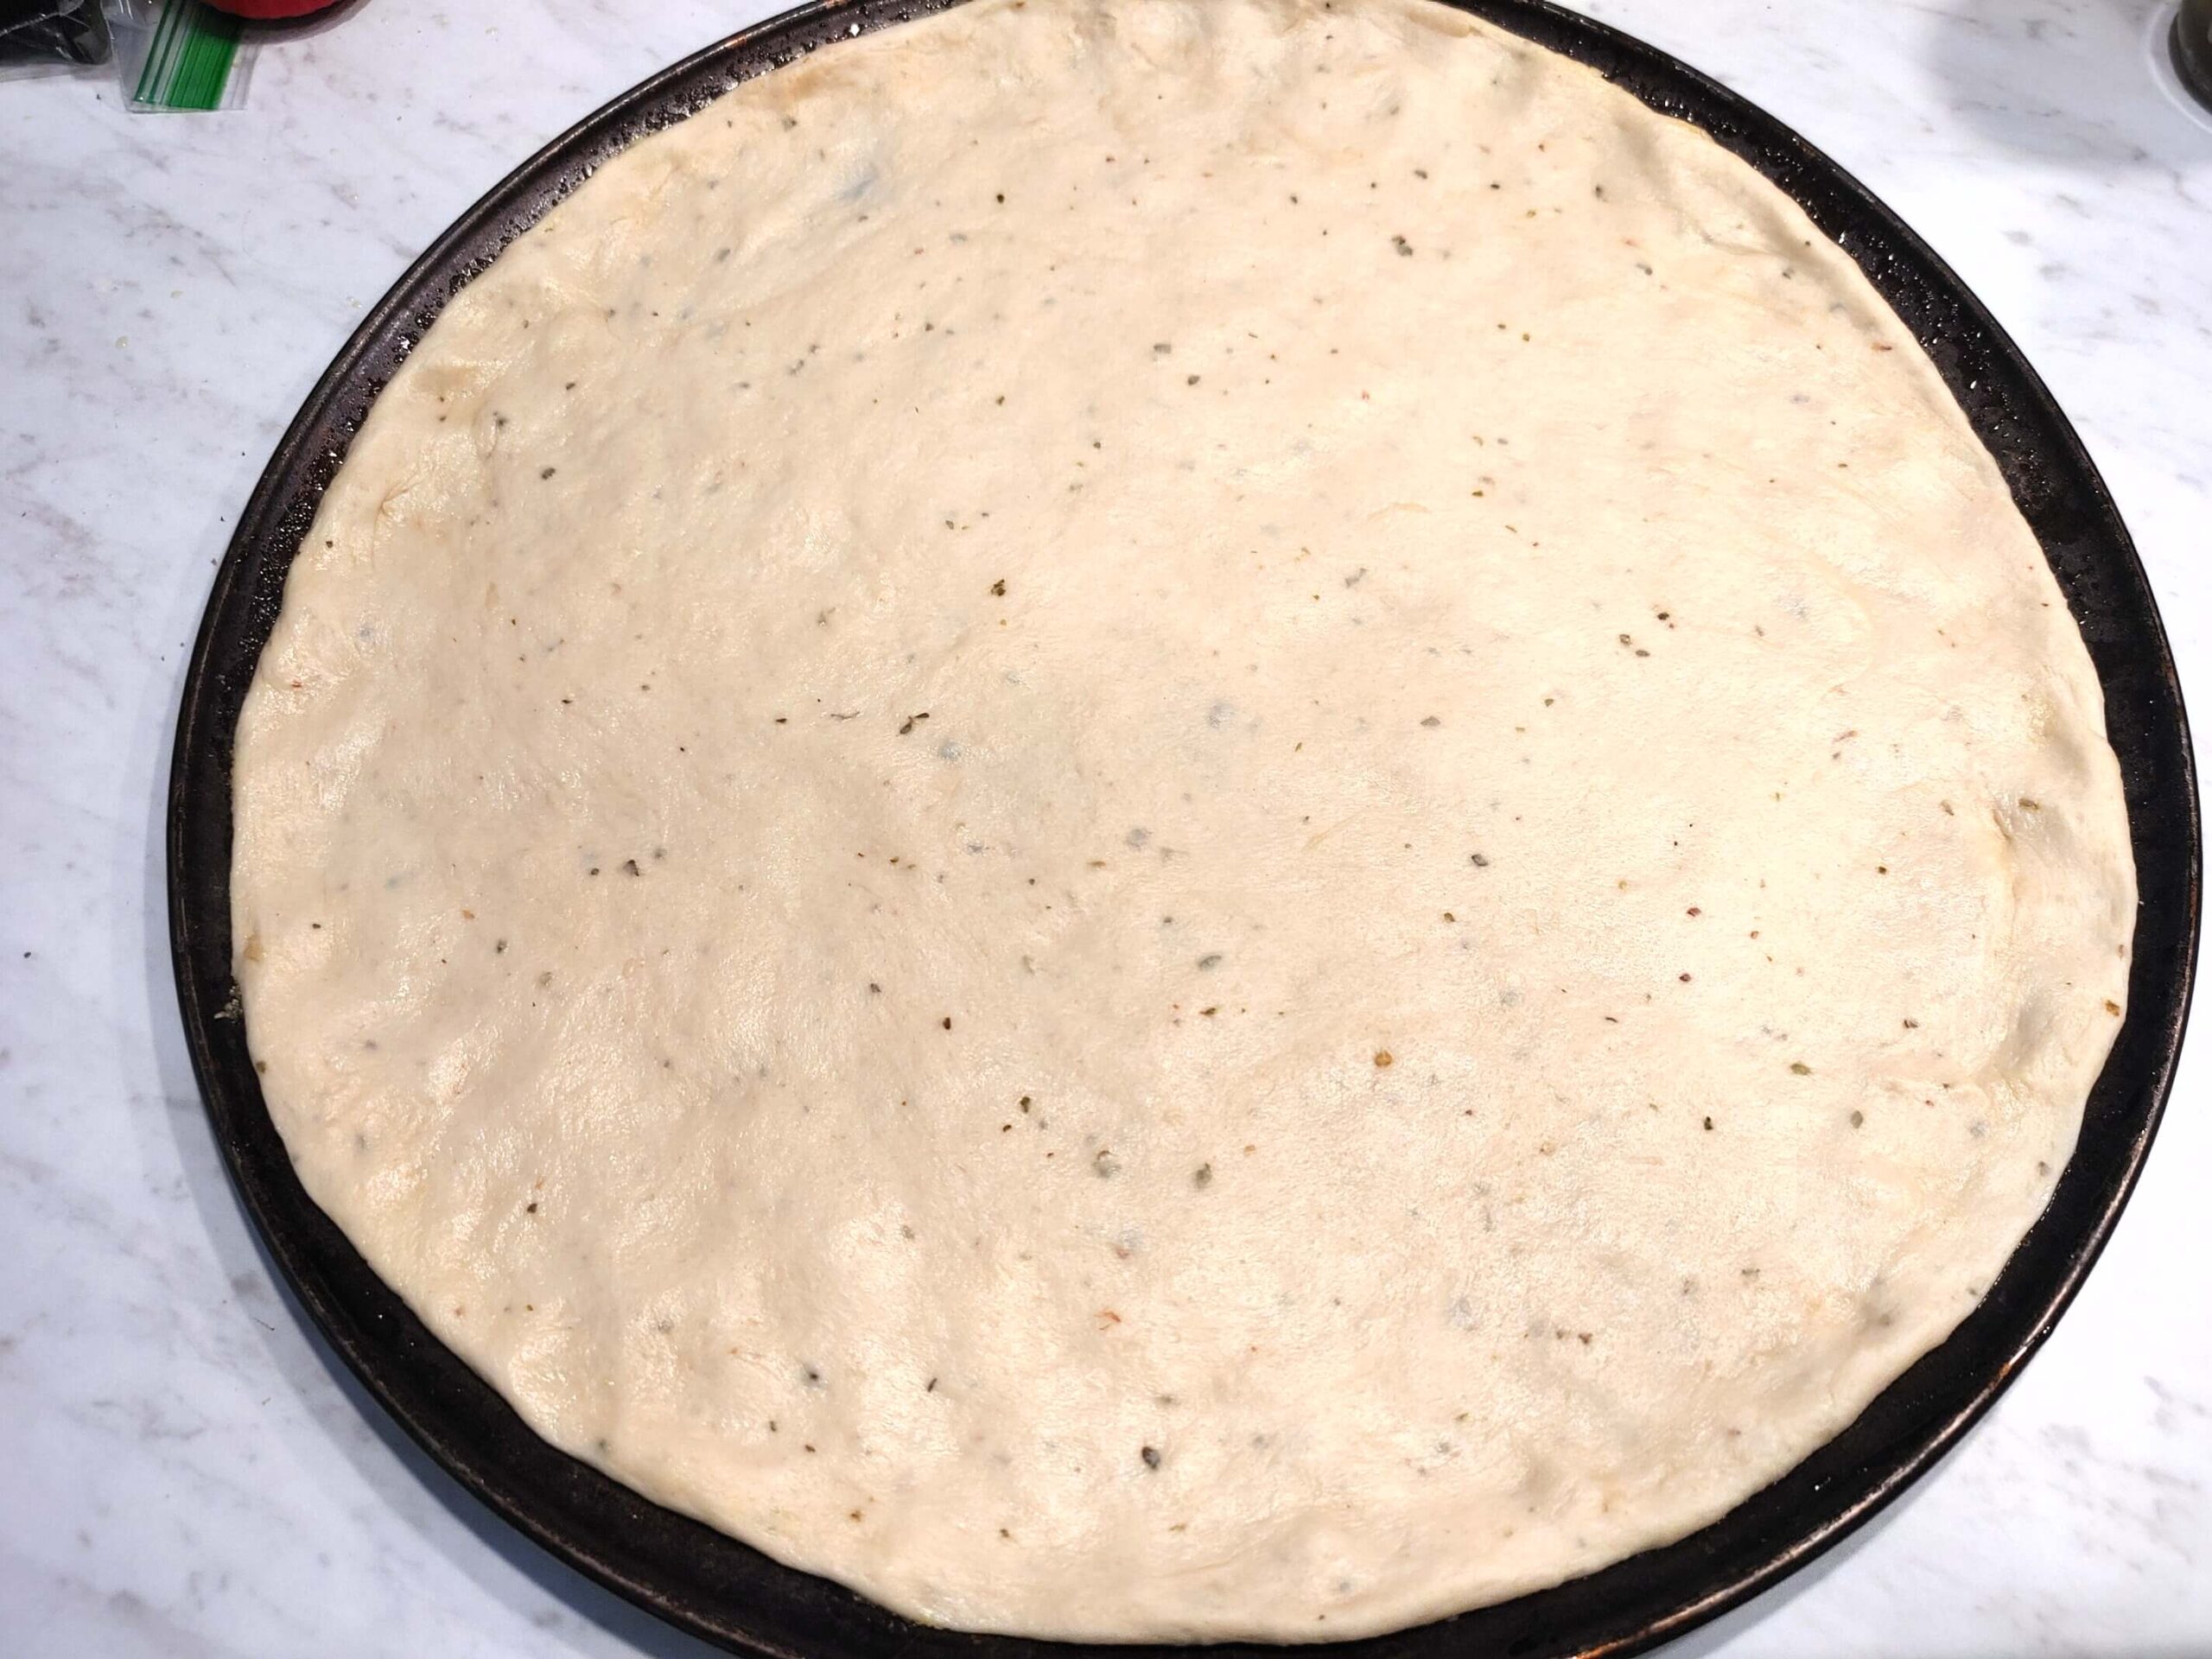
[168,1,2200,1653]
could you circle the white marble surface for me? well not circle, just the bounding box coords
[3,0,2208,1652]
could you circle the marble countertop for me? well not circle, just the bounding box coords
[4,1,2208,1653]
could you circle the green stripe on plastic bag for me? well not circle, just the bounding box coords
[131,0,241,111]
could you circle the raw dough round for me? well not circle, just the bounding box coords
[232,0,2135,1639]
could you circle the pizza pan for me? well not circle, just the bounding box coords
[168,1,2200,1652]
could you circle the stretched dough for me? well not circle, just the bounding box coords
[233,0,2134,1638]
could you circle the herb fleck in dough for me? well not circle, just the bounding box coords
[232,0,2134,1640]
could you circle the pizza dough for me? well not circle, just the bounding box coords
[231,0,2136,1639]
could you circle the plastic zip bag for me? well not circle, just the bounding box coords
[109,0,256,109]
[0,1,112,64]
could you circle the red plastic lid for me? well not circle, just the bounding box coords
[202,0,346,17]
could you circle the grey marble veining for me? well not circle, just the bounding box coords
[2,2,2206,1654]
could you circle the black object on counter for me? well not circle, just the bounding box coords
[2175,0,2212,110]
[0,0,110,64]
[168,3,2200,1658]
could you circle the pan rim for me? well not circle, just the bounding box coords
[167,2,2201,1655]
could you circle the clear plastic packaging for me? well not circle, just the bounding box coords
[108,0,256,110]
[0,1,111,64]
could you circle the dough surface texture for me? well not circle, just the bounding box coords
[232,0,2135,1638]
